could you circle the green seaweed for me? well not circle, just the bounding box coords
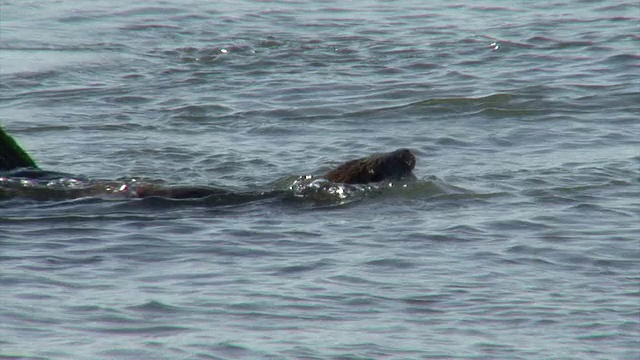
[0,124,38,171]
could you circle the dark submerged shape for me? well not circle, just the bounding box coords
[134,184,231,199]
[323,148,416,184]
[0,125,38,171]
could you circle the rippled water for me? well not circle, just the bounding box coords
[1,1,639,359]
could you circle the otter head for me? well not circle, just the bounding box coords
[324,148,417,184]
[367,148,416,182]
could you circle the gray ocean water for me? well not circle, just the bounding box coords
[1,1,639,359]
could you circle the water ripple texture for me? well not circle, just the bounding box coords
[1,1,639,359]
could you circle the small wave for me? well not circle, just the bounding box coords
[107,95,152,104]
[0,43,127,52]
[87,325,190,335]
[365,258,419,269]
[336,93,521,120]
[18,86,117,101]
[121,24,182,31]
[416,93,513,106]
[114,6,188,17]
[526,36,595,49]
[601,53,640,65]
[127,300,182,313]
[274,259,334,275]
[130,191,281,210]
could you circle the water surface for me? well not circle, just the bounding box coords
[1,1,639,359]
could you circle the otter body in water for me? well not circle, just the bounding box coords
[135,149,416,198]
[323,148,416,184]
[1,125,417,199]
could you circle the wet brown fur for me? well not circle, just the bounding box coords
[323,148,416,184]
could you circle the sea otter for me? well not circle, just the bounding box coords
[1,125,417,199]
[134,149,416,198]
[133,149,416,198]
[323,148,416,184]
